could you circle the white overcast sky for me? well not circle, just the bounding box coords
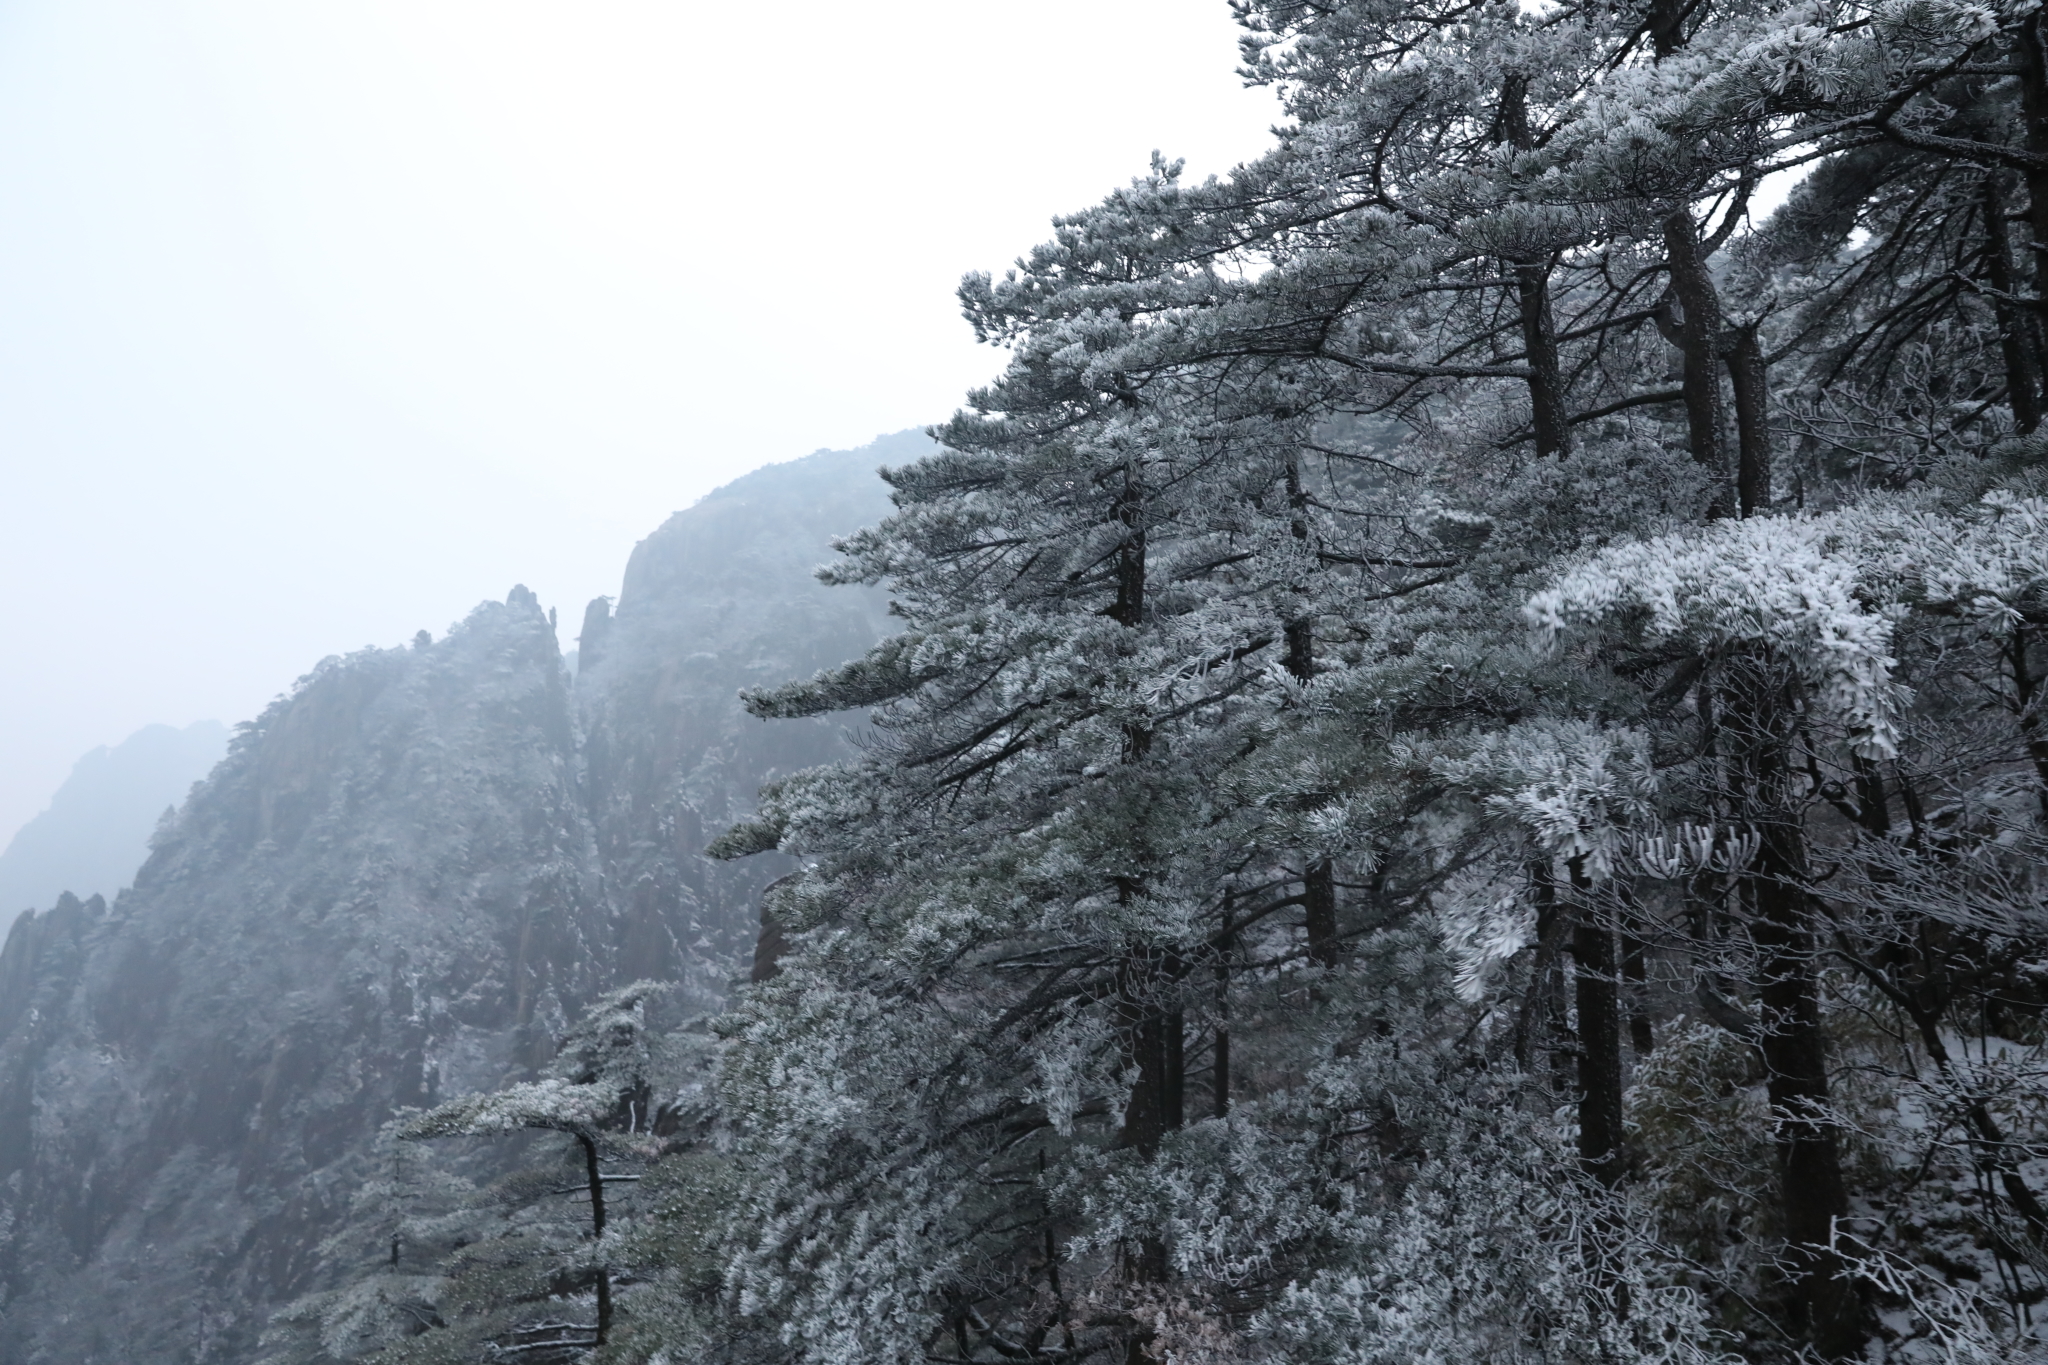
[0,0,1281,842]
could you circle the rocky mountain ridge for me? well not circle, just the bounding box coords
[0,435,911,1363]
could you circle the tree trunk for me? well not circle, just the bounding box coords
[1214,898,1233,1118]
[1570,870,1625,1186]
[1663,212,1736,516]
[1752,876,1860,1358]
[1118,947,1184,1160]
[1620,887,1655,1055]
[1497,72,1572,458]
[1279,466,1341,971]
[1650,0,1738,520]
[1111,458,1146,630]
[1517,261,1573,457]
[1165,1002,1185,1130]
[1282,454,1318,688]
[1648,0,1687,58]
[1729,322,1771,515]
[1850,755,1893,839]
[1726,657,1864,1358]
[1983,170,2044,433]
[1283,617,1315,678]
[2006,619,2048,829]
[1117,947,1180,1293]
[577,1131,612,1345]
[1124,1019,1178,1299]
[1304,859,1340,969]
[1623,930,1654,1056]
[1105,448,1174,1304]
[1514,863,1569,1073]
[1212,1020,1230,1119]
[2012,12,2048,265]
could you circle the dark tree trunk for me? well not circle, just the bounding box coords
[1212,1024,1230,1119]
[1283,618,1315,682]
[2006,620,2048,828]
[1118,956,1184,1161]
[576,1131,612,1344]
[1648,0,1687,57]
[1983,171,2044,433]
[1165,1005,1185,1131]
[1850,755,1893,839]
[1570,873,1625,1186]
[1279,468,1340,971]
[1620,888,1655,1055]
[1304,858,1340,969]
[2013,12,2048,264]
[1214,901,1233,1118]
[1282,455,1319,688]
[1623,931,1654,1056]
[1111,458,1146,630]
[1497,73,1571,458]
[1649,0,1737,518]
[1121,1059,1175,1283]
[1726,657,1864,1358]
[1729,322,1771,515]
[1662,212,1736,516]
[1120,956,1181,1301]
[1106,448,1172,1307]
[1752,877,1860,1358]
[1517,260,1573,457]
[1514,864,1569,1073]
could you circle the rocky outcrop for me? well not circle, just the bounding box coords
[0,436,910,1362]
[575,436,902,994]
[0,592,603,1363]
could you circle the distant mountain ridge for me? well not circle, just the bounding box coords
[0,432,917,1363]
[0,720,228,917]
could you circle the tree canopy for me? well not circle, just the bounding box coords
[353,1,2048,1361]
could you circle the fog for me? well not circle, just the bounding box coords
[0,0,1279,844]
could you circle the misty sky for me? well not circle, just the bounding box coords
[0,1,1282,845]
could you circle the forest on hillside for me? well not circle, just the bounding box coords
[290,1,2048,1362]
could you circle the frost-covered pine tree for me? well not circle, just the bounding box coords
[627,1,2048,1363]
[283,984,688,1365]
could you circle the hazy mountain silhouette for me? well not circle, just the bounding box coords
[0,720,229,919]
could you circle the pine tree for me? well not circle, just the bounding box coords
[370,984,678,1363]
[666,0,2048,1361]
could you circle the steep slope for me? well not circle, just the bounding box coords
[0,435,908,1362]
[575,435,905,990]
[0,720,229,916]
[0,590,605,1364]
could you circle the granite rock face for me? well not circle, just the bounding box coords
[0,593,603,1364]
[0,437,909,1362]
[577,437,903,994]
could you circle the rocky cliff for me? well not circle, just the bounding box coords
[0,436,908,1362]
[576,438,902,995]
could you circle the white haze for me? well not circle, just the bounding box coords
[0,0,1281,846]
